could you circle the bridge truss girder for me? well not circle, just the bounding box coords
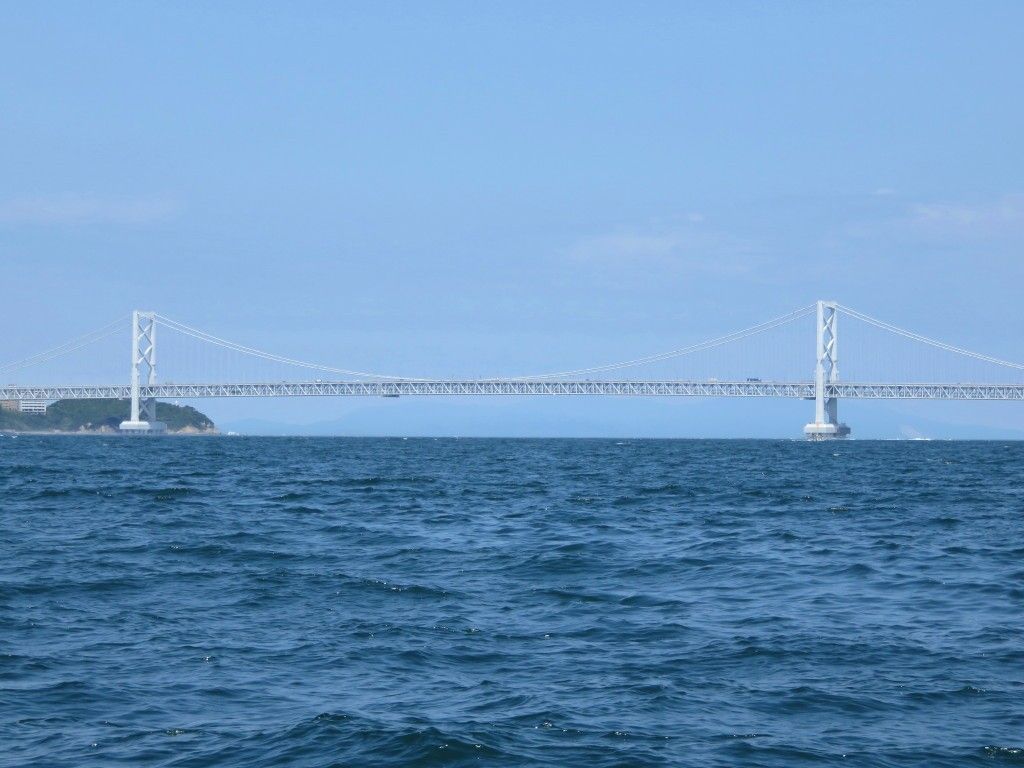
[2,380,1023,402]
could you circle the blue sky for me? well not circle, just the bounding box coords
[2,2,1023,437]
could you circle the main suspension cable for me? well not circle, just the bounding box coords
[498,304,816,379]
[155,315,425,380]
[157,305,815,382]
[0,316,127,375]
[837,304,1024,371]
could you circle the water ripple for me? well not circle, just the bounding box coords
[2,437,1022,766]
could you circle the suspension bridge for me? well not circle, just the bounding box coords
[2,301,1023,438]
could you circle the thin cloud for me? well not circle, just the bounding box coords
[567,219,762,278]
[0,194,182,226]
[571,232,685,262]
[909,194,1024,236]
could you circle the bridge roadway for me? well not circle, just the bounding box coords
[2,380,1024,401]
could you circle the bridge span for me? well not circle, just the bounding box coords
[4,300,1023,438]
[3,379,1024,402]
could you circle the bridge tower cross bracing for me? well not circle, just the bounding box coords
[804,300,850,439]
[119,310,167,434]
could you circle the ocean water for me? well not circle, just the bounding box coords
[1,437,1023,768]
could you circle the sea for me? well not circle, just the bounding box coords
[1,436,1022,767]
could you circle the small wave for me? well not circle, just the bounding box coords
[4,437,1024,767]
[983,746,1024,763]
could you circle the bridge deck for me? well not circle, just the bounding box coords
[2,380,1024,400]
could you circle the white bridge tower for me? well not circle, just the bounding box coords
[804,300,850,440]
[119,310,167,434]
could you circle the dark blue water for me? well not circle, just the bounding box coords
[2,437,1023,767]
